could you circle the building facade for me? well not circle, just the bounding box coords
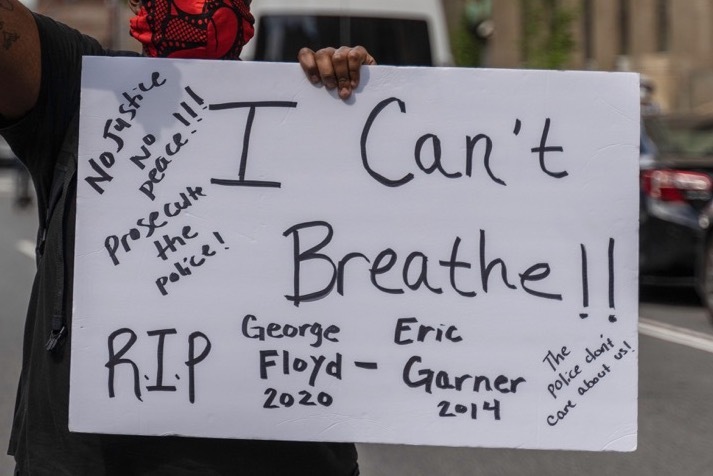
[481,0,713,113]
[30,0,713,113]
[33,0,138,51]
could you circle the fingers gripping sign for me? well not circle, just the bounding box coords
[298,46,376,100]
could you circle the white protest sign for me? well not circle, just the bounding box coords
[71,57,639,451]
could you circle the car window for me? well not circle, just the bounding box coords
[644,116,713,157]
[254,15,433,66]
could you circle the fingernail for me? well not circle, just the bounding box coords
[310,75,320,84]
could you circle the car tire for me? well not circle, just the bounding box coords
[702,236,713,324]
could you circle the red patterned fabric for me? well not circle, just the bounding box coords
[130,0,254,59]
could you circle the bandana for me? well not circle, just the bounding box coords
[130,0,255,59]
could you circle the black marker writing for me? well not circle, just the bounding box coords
[402,356,526,395]
[146,329,178,392]
[258,350,342,387]
[208,101,298,188]
[362,99,573,188]
[154,226,199,261]
[283,221,564,307]
[361,97,412,187]
[155,241,219,296]
[186,332,211,404]
[547,399,576,426]
[544,336,636,427]
[105,327,211,403]
[609,238,617,322]
[354,362,379,370]
[580,244,589,318]
[241,314,340,348]
[138,133,189,201]
[84,72,166,194]
[394,317,462,345]
[542,346,571,372]
[106,328,142,401]
[104,185,206,265]
[531,118,567,179]
[578,239,617,322]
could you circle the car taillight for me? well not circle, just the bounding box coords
[641,170,713,202]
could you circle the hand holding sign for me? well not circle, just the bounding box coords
[72,58,639,451]
[298,46,377,99]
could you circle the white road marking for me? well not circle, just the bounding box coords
[16,240,35,260]
[639,317,713,354]
[14,235,713,356]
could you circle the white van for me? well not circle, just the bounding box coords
[242,0,453,66]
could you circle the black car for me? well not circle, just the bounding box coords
[639,114,713,295]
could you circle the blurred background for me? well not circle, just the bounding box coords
[2,1,713,475]
[23,0,713,114]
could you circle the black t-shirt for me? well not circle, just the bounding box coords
[1,14,358,476]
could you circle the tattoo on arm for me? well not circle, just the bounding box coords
[0,0,22,51]
[0,20,19,50]
[2,30,19,50]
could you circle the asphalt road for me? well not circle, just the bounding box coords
[1,169,712,475]
[0,170,34,476]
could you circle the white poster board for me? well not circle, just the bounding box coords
[71,57,640,451]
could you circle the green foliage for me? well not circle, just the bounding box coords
[452,17,483,67]
[521,0,577,69]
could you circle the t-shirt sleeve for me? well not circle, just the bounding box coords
[0,13,106,201]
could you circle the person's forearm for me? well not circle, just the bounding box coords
[0,0,40,120]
